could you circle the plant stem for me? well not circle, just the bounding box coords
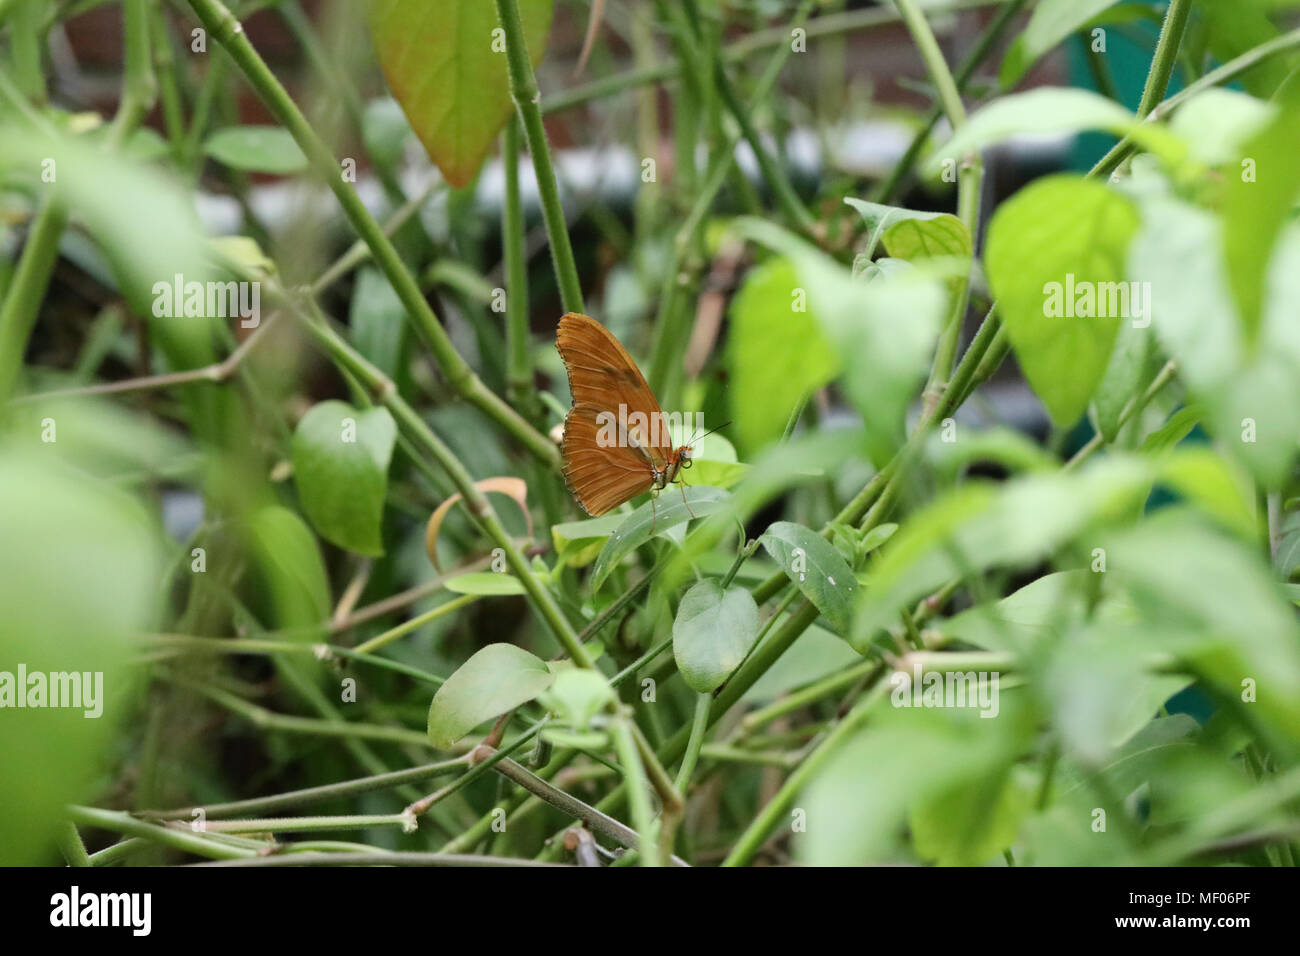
[1091,25,1300,178]
[893,0,967,129]
[541,0,1006,115]
[175,676,434,748]
[186,0,558,468]
[290,303,589,665]
[66,806,259,861]
[721,678,890,865]
[200,851,570,867]
[351,594,479,655]
[502,116,536,416]
[610,716,658,866]
[646,0,815,397]
[108,0,159,147]
[0,195,69,404]
[142,758,467,821]
[872,0,1028,202]
[1135,0,1193,120]
[197,814,414,834]
[494,0,585,315]
[57,822,91,867]
[1064,359,1177,469]
[674,692,712,792]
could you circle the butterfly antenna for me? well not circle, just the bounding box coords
[687,419,732,447]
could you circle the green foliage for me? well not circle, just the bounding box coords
[9,0,1300,873]
[985,175,1141,426]
[368,0,554,187]
[427,644,553,748]
[291,401,397,556]
[672,580,761,692]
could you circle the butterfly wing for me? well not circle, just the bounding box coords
[557,312,674,469]
[561,402,656,515]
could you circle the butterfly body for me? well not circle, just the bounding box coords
[556,312,694,516]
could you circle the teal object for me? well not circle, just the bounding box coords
[1066,3,1177,171]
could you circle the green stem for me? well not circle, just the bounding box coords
[57,822,91,867]
[197,814,414,834]
[351,594,479,655]
[291,303,589,665]
[176,676,434,748]
[494,0,585,315]
[893,0,967,128]
[142,757,466,821]
[721,678,890,866]
[610,716,658,867]
[542,0,1006,115]
[646,0,816,396]
[0,195,69,404]
[686,0,817,234]
[674,693,712,792]
[502,116,535,415]
[185,0,558,468]
[1135,0,1193,119]
[109,0,159,147]
[66,806,258,861]
[872,0,1027,202]
[201,850,570,867]
[1091,24,1300,178]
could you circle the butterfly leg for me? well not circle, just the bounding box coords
[678,479,696,518]
[649,489,659,534]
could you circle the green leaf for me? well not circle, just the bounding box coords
[856,457,1151,649]
[672,580,762,692]
[362,96,412,170]
[1222,98,1300,342]
[1200,0,1296,98]
[910,768,1033,866]
[444,572,526,595]
[1043,622,1192,764]
[733,218,944,466]
[291,401,397,556]
[369,0,555,187]
[350,266,410,383]
[1168,88,1276,166]
[999,0,1123,88]
[203,126,309,174]
[727,257,838,456]
[1093,320,1153,442]
[798,700,1033,865]
[538,668,613,729]
[0,454,161,864]
[927,89,1184,176]
[552,514,624,567]
[1056,715,1199,800]
[759,521,858,634]
[590,486,728,589]
[246,505,332,634]
[843,198,971,262]
[984,175,1141,426]
[427,643,554,748]
[1102,510,1300,741]
[1132,196,1300,486]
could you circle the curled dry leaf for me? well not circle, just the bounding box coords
[425,476,533,571]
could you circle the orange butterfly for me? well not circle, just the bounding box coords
[556,312,694,517]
